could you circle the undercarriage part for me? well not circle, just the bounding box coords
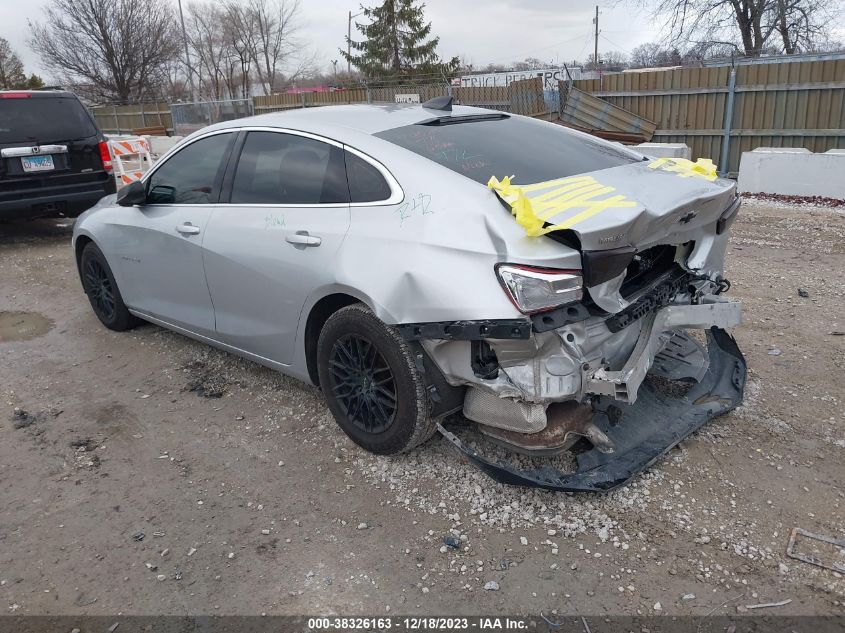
[478,401,612,456]
[408,342,466,419]
[396,319,531,341]
[463,386,546,433]
[651,331,709,382]
[606,265,690,333]
[439,327,746,493]
[586,298,740,404]
[530,301,592,333]
[471,340,499,379]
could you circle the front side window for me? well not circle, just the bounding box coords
[147,133,233,204]
[230,131,348,205]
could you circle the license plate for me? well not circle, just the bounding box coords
[21,155,55,172]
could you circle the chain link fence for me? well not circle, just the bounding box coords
[170,98,254,136]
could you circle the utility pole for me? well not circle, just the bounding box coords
[178,0,197,101]
[347,11,353,75]
[347,10,364,75]
[593,5,600,69]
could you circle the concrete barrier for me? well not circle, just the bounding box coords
[635,143,691,160]
[738,148,845,198]
[143,135,184,159]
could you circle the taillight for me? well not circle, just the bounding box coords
[495,264,583,314]
[0,92,31,98]
[98,141,113,172]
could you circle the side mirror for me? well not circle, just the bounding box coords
[116,180,146,206]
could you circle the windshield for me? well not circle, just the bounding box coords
[0,96,98,144]
[375,115,639,185]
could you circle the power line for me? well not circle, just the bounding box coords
[599,33,633,54]
[480,32,595,66]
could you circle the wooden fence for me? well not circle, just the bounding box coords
[573,56,845,176]
[252,83,528,113]
[91,102,173,135]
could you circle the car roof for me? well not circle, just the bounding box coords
[209,103,500,137]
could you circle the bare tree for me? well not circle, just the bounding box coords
[0,37,27,89]
[187,2,232,99]
[221,2,255,98]
[28,0,180,103]
[773,0,830,53]
[511,57,552,71]
[632,0,842,56]
[583,51,628,71]
[629,42,682,68]
[244,0,304,94]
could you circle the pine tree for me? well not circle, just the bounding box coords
[341,0,459,80]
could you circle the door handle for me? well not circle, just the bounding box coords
[285,231,322,247]
[176,223,201,235]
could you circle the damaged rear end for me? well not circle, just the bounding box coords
[380,112,746,492]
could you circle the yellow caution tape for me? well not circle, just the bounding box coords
[647,157,718,181]
[487,175,638,237]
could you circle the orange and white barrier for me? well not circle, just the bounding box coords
[107,137,152,186]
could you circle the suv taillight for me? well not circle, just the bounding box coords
[98,141,113,172]
[496,264,583,314]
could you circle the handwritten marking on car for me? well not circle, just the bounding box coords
[395,193,434,226]
[264,214,286,229]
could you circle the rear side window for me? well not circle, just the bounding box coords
[147,133,234,204]
[231,131,348,204]
[345,151,392,203]
[375,115,639,185]
[0,95,98,144]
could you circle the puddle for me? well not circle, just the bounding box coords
[0,311,55,342]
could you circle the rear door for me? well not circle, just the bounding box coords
[0,92,109,207]
[105,131,235,336]
[201,130,351,365]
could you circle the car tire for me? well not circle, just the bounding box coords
[80,242,139,331]
[317,304,438,455]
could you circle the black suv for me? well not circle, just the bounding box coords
[0,89,116,220]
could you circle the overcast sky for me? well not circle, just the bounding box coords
[3,0,660,78]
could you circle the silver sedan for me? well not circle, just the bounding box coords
[72,100,746,491]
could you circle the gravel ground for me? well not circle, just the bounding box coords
[0,200,843,617]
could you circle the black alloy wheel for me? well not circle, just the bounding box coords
[79,242,138,331]
[84,258,116,322]
[327,334,398,434]
[316,304,438,455]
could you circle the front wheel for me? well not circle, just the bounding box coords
[316,304,437,455]
[80,242,139,331]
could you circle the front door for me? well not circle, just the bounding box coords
[108,131,235,336]
[202,130,351,365]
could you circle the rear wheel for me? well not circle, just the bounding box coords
[80,242,138,331]
[317,304,437,455]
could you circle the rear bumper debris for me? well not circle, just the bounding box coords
[438,327,746,492]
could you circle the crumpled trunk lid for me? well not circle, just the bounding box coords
[490,158,737,253]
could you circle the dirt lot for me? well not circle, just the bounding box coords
[1,201,843,618]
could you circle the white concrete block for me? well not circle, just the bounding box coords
[143,135,184,158]
[738,147,845,198]
[750,147,810,153]
[635,143,691,160]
